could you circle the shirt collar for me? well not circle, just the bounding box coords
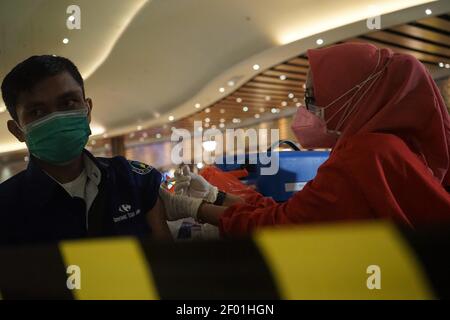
[83,153,101,186]
[25,149,107,206]
[82,148,110,180]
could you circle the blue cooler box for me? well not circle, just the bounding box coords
[257,150,330,202]
[215,140,330,202]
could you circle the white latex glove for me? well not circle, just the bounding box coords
[171,165,218,203]
[159,187,203,221]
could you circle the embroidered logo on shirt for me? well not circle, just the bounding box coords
[118,204,132,213]
[128,160,153,175]
[114,204,142,223]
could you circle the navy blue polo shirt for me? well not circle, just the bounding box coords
[0,150,162,244]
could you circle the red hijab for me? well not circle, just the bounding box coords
[308,43,450,186]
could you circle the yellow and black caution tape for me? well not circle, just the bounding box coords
[0,221,448,299]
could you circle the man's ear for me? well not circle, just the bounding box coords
[85,98,93,124]
[7,120,25,142]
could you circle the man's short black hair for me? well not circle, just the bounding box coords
[1,55,85,121]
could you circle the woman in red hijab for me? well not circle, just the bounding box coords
[162,42,450,237]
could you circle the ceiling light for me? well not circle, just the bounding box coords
[227,80,235,86]
[296,102,302,107]
[219,87,225,93]
[446,64,450,69]
[259,107,265,113]
[254,114,260,119]
[62,38,69,44]
[211,125,216,130]
[219,123,225,128]
[302,83,306,89]
[281,101,288,107]
[288,93,294,99]
[253,64,260,71]
[265,96,271,101]
[156,133,162,139]
[205,108,211,113]
[202,141,217,152]
[195,103,201,109]
[220,108,225,114]
[197,162,204,169]
[316,38,324,45]
[232,118,240,124]
[204,123,210,128]
[220,118,225,123]
[243,106,249,112]
[271,108,277,114]
[236,98,242,103]
[279,75,287,81]
[425,9,432,15]
[137,125,143,131]
[168,116,174,121]
[205,118,210,123]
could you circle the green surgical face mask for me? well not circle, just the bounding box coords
[21,108,91,166]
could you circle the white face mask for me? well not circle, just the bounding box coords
[307,49,387,133]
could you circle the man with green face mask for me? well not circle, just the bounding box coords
[0,55,181,244]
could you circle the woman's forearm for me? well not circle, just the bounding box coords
[197,202,228,226]
[222,193,245,207]
[197,193,244,226]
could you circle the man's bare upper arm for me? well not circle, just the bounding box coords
[146,196,172,241]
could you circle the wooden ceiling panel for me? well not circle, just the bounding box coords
[229,91,292,101]
[287,57,310,66]
[365,31,450,58]
[390,25,450,47]
[240,86,304,96]
[273,64,308,74]
[262,70,307,80]
[253,75,302,86]
[224,97,283,105]
[245,81,301,91]
[221,101,297,109]
[346,37,450,64]
[416,17,450,32]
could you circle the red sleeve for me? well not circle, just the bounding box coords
[218,154,370,237]
[339,133,450,229]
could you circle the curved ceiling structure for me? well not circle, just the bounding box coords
[0,0,446,154]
